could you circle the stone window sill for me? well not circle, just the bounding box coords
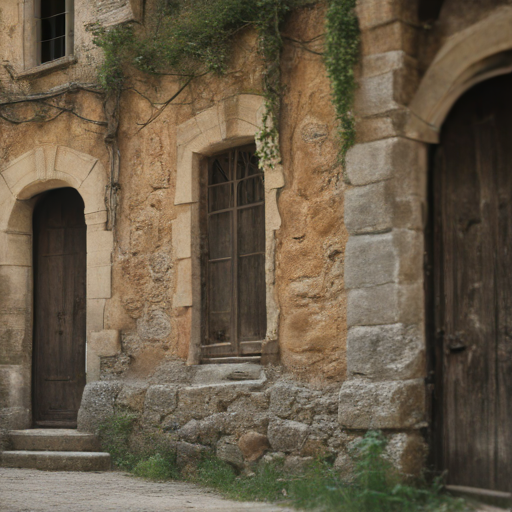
[15,55,77,80]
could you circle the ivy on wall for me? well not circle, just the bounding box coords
[325,0,359,160]
[92,0,360,165]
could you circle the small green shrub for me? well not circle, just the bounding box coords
[195,456,288,502]
[289,431,468,512]
[133,452,180,480]
[98,412,139,470]
[98,412,178,477]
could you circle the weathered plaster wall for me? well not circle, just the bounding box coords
[277,5,347,381]
[0,0,348,434]
[98,4,347,384]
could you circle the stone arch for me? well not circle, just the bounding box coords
[173,94,284,364]
[0,145,115,429]
[406,6,512,142]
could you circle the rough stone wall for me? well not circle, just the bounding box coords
[100,3,347,384]
[77,362,424,476]
[0,0,348,435]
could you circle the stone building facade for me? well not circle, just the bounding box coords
[1,0,511,485]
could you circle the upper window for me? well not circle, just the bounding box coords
[35,0,74,65]
[201,146,267,362]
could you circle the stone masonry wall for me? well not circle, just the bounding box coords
[77,362,426,476]
[0,1,348,431]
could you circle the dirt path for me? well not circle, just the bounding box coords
[0,468,295,512]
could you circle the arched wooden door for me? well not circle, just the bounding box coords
[33,188,86,428]
[429,73,512,492]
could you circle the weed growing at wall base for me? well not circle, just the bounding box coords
[98,415,469,511]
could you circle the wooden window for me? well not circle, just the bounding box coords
[201,146,266,363]
[35,0,74,64]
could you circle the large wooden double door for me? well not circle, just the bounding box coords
[33,188,86,428]
[430,73,512,492]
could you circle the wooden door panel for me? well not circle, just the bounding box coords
[33,188,86,427]
[432,74,512,492]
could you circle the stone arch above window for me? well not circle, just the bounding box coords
[172,94,284,365]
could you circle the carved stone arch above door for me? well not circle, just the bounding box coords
[0,145,116,430]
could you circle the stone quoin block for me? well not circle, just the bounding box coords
[361,21,418,57]
[385,432,428,477]
[344,230,424,289]
[0,232,31,266]
[338,378,426,429]
[86,265,112,300]
[347,324,425,381]
[362,51,417,79]
[344,181,393,235]
[356,0,416,30]
[347,282,424,327]
[89,330,120,357]
[345,137,423,188]
[344,232,398,289]
[77,381,123,433]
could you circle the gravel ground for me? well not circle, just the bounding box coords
[0,468,295,512]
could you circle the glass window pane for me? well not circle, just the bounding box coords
[238,205,265,255]
[208,211,232,260]
[236,150,260,180]
[238,254,266,341]
[208,260,232,344]
[209,260,231,313]
[208,183,232,213]
[209,154,231,185]
[41,0,66,18]
[208,313,231,344]
[237,175,264,206]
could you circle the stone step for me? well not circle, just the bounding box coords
[0,451,111,471]
[8,429,101,452]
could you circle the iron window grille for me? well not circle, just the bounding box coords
[35,0,74,65]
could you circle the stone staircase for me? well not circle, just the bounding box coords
[0,429,111,471]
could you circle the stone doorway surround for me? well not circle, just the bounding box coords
[0,145,116,430]
[172,94,284,364]
[339,3,512,454]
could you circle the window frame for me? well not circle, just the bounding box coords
[24,0,75,70]
[200,145,267,363]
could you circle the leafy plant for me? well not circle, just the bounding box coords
[133,452,180,480]
[325,0,360,160]
[289,431,468,512]
[195,456,288,502]
[98,412,139,470]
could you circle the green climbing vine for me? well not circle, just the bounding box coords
[325,0,360,160]
[92,0,360,165]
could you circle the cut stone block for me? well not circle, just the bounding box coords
[9,429,100,452]
[0,451,110,471]
[338,378,425,429]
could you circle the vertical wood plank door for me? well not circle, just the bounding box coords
[33,188,86,428]
[431,73,512,492]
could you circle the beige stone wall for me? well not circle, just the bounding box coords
[0,0,348,417]
[104,4,347,383]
